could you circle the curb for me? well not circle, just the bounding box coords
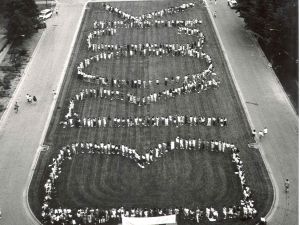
[23,1,88,224]
[203,0,277,222]
[0,40,8,53]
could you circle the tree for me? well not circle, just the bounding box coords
[236,0,298,79]
[4,0,39,41]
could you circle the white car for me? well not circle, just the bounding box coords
[38,9,53,21]
[227,0,238,8]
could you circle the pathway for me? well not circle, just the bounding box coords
[206,1,298,225]
[0,2,84,225]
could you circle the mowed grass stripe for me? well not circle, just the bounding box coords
[59,151,241,209]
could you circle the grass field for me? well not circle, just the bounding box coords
[29,1,273,224]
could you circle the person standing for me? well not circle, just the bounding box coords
[263,127,268,136]
[14,102,19,113]
[28,95,32,103]
[258,130,264,139]
[251,129,256,139]
[26,94,30,103]
[284,179,290,193]
[33,96,37,103]
[52,89,57,98]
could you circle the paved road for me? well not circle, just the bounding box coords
[206,1,298,225]
[0,2,83,224]
[0,0,297,225]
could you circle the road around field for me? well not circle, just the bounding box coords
[0,1,84,225]
[205,0,298,225]
[0,1,297,225]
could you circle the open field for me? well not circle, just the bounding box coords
[29,1,273,224]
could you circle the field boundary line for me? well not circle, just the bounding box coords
[203,0,277,222]
[23,2,88,225]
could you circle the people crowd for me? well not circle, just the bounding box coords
[102,2,196,23]
[78,40,211,79]
[92,18,202,31]
[60,114,227,129]
[81,3,210,85]
[41,137,257,224]
[73,75,218,103]
[65,65,220,123]
[40,2,258,225]
[89,18,203,41]
[86,31,205,52]
[78,62,214,87]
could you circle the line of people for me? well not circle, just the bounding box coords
[51,138,237,169]
[60,114,227,129]
[79,41,210,80]
[63,74,219,120]
[102,2,196,23]
[78,62,214,87]
[87,20,203,47]
[93,19,202,30]
[75,75,219,102]
[41,138,256,224]
[87,24,203,49]
[87,37,205,53]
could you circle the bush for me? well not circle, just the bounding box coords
[2,73,17,90]
[3,77,11,90]
[0,104,5,112]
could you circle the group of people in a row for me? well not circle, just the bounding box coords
[50,137,238,169]
[231,150,257,220]
[102,2,196,23]
[64,73,219,121]
[83,38,208,63]
[41,138,256,224]
[92,18,202,30]
[87,22,203,49]
[75,74,218,102]
[78,60,213,87]
[88,19,203,46]
[60,114,227,129]
[41,203,253,225]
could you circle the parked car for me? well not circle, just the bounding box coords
[227,0,238,8]
[38,9,53,21]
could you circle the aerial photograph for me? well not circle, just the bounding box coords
[0,0,297,225]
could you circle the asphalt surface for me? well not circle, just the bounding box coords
[0,1,83,224]
[206,1,298,224]
[0,0,297,225]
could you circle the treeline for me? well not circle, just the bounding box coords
[0,0,39,41]
[236,0,298,107]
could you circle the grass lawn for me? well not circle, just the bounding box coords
[29,1,273,224]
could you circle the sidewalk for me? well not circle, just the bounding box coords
[0,2,83,225]
[206,1,298,225]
